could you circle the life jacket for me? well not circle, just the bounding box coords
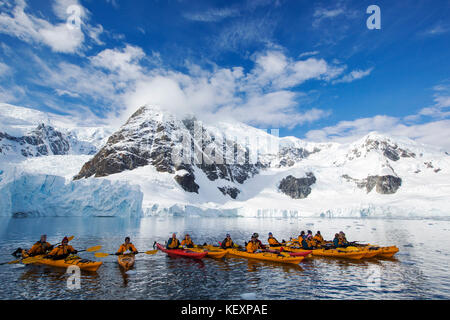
[333,238,340,247]
[48,244,76,257]
[222,238,234,248]
[181,238,194,247]
[167,238,180,249]
[301,239,313,250]
[117,243,137,254]
[313,234,324,243]
[28,241,52,256]
[268,237,280,246]
[246,241,260,253]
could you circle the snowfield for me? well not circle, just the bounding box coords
[1,104,449,218]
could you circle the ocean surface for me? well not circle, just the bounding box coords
[0,216,449,300]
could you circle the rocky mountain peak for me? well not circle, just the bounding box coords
[74,105,263,198]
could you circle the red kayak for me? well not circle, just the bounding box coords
[265,248,312,257]
[156,243,208,260]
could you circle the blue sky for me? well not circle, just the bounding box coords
[0,0,449,148]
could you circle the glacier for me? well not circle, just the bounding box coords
[0,173,143,217]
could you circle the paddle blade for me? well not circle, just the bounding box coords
[145,250,158,255]
[94,252,110,258]
[68,236,75,241]
[86,245,102,252]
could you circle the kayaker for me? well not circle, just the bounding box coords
[166,233,180,250]
[181,234,195,248]
[27,235,54,256]
[313,231,325,245]
[268,232,282,247]
[338,232,349,247]
[220,234,234,249]
[115,237,138,255]
[333,233,347,248]
[46,237,77,260]
[301,236,314,250]
[295,231,306,244]
[252,233,266,249]
[246,236,262,253]
[12,234,53,258]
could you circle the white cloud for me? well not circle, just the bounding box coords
[0,0,103,54]
[26,45,340,128]
[0,62,11,77]
[332,67,374,84]
[305,83,450,151]
[247,50,345,90]
[298,51,319,58]
[184,7,240,22]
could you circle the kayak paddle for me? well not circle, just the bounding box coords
[94,250,158,258]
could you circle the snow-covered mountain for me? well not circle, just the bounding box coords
[1,104,449,218]
[0,104,111,160]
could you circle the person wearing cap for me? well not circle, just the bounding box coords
[27,235,53,256]
[181,234,195,248]
[47,237,77,260]
[166,233,180,249]
[252,233,266,249]
[115,237,138,255]
[246,236,262,253]
[12,235,53,258]
[220,234,234,249]
[267,233,282,247]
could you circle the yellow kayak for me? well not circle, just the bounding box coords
[226,249,304,265]
[377,246,399,258]
[117,254,135,271]
[190,247,227,259]
[28,255,103,272]
[311,248,367,260]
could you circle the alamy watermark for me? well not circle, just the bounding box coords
[66,265,81,290]
[366,5,381,30]
[169,121,280,166]
[66,5,82,30]
[365,265,382,289]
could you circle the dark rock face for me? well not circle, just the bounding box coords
[74,106,261,194]
[276,147,319,167]
[174,173,199,193]
[347,137,416,162]
[343,174,402,194]
[0,124,70,157]
[218,186,240,199]
[278,173,316,199]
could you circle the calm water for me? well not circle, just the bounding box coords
[0,216,449,300]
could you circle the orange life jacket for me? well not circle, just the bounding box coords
[268,237,280,246]
[28,241,52,256]
[48,244,76,256]
[246,241,261,253]
[181,238,194,246]
[117,243,137,254]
